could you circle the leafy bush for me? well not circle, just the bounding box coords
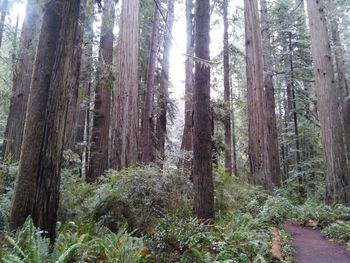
[323,220,350,244]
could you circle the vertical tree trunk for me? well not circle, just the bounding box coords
[111,0,139,169]
[32,0,81,241]
[10,0,63,230]
[3,0,41,161]
[181,0,194,153]
[0,0,8,48]
[223,0,233,175]
[260,0,281,186]
[193,0,214,221]
[141,6,160,164]
[329,0,350,161]
[306,0,350,204]
[156,0,175,162]
[87,0,115,181]
[244,0,272,189]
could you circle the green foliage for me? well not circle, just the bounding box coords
[259,196,299,224]
[323,221,350,244]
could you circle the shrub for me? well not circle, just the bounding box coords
[323,220,350,244]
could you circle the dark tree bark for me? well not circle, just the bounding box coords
[10,0,63,230]
[110,0,139,169]
[306,0,350,204]
[260,0,281,186]
[156,0,175,161]
[87,0,115,181]
[3,0,41,161]
[223,0,233,175]
[244,0,272,189]
[32,0,82,241]
[0,0,8,48]
[193,0,214,221]
[141,6,160,164]
[329,0,350,162]
[181,0,194,153]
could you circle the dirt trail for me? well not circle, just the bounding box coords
[283,223,350,263]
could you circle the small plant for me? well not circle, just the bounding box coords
[323,220,350,244]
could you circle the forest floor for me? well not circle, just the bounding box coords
[283,223,350,263]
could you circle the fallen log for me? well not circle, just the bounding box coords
[271,227,283,261]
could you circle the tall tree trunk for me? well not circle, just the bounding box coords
[193,0,214,221]
[141,6,160,164]
[260,0,281,186]
[111,0,139,169]
[244,0,272,189]
[306,0,350,204]
[3,0,41,161]
[32,0,81,241]
[223,0,233,175]
[87,0,115,181]
[9,0,63,230]
[329,0,350,161]
[156,0,175,162]
[0,0,8,48]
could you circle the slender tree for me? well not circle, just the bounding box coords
[244,0,272,189]
[193,0,214,221]
[110,0,139,169]
[156,0,175,161]
[0,0,8,48]
[141,6,160,164]
[260,0,281,186]
[88,0,115,181]
[306,0,350,204]
[10,0,63,230]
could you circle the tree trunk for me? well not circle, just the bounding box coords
[32,0,81,241]
[156,0,175,162]
[110,0,139,169]
[260,0,281,186]
[141,6,160,164]
[329,0,350,162]
[87,0,115,181]
[181,0,194,153]
[3,0,41,161]
[223,0,233,176]
[0,0,8,48]
[306,0,350,204]
[9,0,63,230]
[244,0,272,189]
[193,0,214,221]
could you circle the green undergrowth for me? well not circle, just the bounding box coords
[1,162,349,262]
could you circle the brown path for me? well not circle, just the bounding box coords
[283,223,350,263]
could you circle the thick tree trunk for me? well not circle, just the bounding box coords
[156,0,175,162]
[181,0,194,153]
[223,0,233,176]
[329,0,350,162]
[141,7,160,164]
[110,0,139,169]
[244,0,272,189]
[9,0,63,230]
[260,0,281,186]
[306,0,350,204]
[87,0,115,181]
[32,0,81,241]
[0,0,8,48]
[193,0,214,221]
[3,0,41,161]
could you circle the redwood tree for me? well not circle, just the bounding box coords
[193,0,214,221]
[306,0,350,204]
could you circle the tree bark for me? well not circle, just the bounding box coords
[306,0,350,204]
[245,0,272,190]
[181,0,194,153]
[87,0,115,181]
[260,0,281,186]
[3,0,41,161]
[329,0,350,162]
[193,0,214,221]
[141,6,160,164]
[32,0,81,241]
[156,0,175,162]
[9,0,63,230]
[110,0,139,169]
